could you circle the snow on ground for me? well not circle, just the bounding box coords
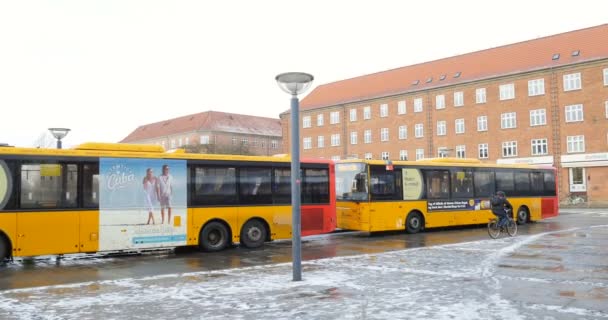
[0,226,607,320]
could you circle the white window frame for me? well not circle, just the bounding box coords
[455,118,465,134]
[605,101,608,119]
[364,130,372,144]
[476,88,486,104]
[381,152,390,160]
[569,167,587,192]
[531,138,548,155]
[456,145,466,158]
[364,153,373,160]
[271,140,278,149]
[317,136,324,148]
[435,95,446,109]
[399,150,408,161]
[350,132,358,145]
[528,78,545,96]
[604,68,608,86]
[349,109,357,122]
[302,116,311,128]
[478,143,489,159]
[499,83,515,100]
[530,109,547,126]
[502,141,518,157]
[317,114,324,126]
[567,135,585,153]
[303,137,312,150]
[437,147,448,158]
[363,106,371,120]
[563,72,582,91]
[331,134,341,147]
[330,111,340,124]
[414,98,423,113]
[331,156,341,161]
[415,123,424,138]
[454,91,464,107]
[415,149,424,160]
[398,100,406,114]
[477,116,488,132]
[436,121,446,136]
[565,104,584,122]
[380,104,388,117]
[501,112,517,129]
[380,128,389,142]
[200,135,210,145]
[398,125,407,139]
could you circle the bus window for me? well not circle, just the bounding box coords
[0,160,13,210]
[239,168,272,205]
[474,171,495,197]
[20,163,78,209]
[451,169,474,198]
[370,166,402,200]
[424,170,449,199]
[530,172,544,196]
[514,171,531,196]
[495,170,515,194]
[192,166,237,205]
[83,163,99,208]
[335,163,368,201]
[543,171,556,196]
[302,168,329,204]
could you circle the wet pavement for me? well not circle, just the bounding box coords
[0,209,607,319]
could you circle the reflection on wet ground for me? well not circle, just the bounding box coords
[0,212,606,291]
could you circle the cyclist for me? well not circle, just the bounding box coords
[491,191,513,228]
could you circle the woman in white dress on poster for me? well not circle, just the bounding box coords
[143,168,158,225]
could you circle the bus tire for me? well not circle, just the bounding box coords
[0,234,9,261]
[240,219,267,249]
[405,211,423,234]
[199,221,230,252]
[517,207,529,225]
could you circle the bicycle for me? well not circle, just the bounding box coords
[487,209,517,239]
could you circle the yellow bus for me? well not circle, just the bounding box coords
[0,143,336,260]
[335,158,558,233]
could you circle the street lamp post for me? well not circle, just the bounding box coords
[275,72,314,281]
[48,128,71,149]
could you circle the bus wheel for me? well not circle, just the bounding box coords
[517,207,529,225]
[0,235,8,261]
[199,222,229,252]
[240,219,267,249]
[406,212,423,234]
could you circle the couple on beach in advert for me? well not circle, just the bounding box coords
[142,164,173,225]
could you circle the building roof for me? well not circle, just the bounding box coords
[298,24,608,111]
[121,111,282,143]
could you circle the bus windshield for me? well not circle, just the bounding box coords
[335,163,368,201]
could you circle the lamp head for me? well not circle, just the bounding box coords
[275,72,314,96]
[48,128,71,140]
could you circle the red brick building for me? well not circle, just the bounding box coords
[280,24,608,206]
[122,111,282,156]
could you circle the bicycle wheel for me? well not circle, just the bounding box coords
[488,220,500,239]
[506,219,517,236]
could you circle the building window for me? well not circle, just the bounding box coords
[501,112,517,129]
[331,156,341,161]
[456,145,466,158]
[530,109,547,126]
[415,123,424,138]
[567,135,585,153]
[414,98,423,113]
[362,130,372,144]
[563,72,582,91]
[565,104,584,122]
[605,101,608,118]
[330,111,340,124]
[604,68,608,86]
[317,114,324,126]
[380,104,388,117]
[381,152,390,160]
[455,119,465,134]
[317,136,324,148]
[399,150,408,160]
[364,153,372,160]
[349,109,357,122]
[476,88,486,104]
[398,100,406,114]
[416,149,424,160]
[454,91,464,107]
[477,116,488,132]
[435,95,445,109]
[363,106,371,120]
[241,138,248,146]
[569,167,586,192]
[398,125,407,139]
[232,137,237,145]
[331,134,341,147]
[302,116,311,128]
[303,137,312,149]
[200,135,210,145]
[271,140,278,149]
[502,141,518,157]
[252,138,259,147]
[436,121,446,136]
[437,147,448,158]
[528,79,545,96]
[380,128,389,142]
[350,132,358,145]
[499,83,515,100]
[531,138,548,155]
[478,143,489,159]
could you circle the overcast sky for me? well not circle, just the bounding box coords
[0,0,606,147]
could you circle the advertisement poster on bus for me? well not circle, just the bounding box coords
[99,158,187,251]
[427,199,491,212]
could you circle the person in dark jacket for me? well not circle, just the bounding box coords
[491,191,513,227]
